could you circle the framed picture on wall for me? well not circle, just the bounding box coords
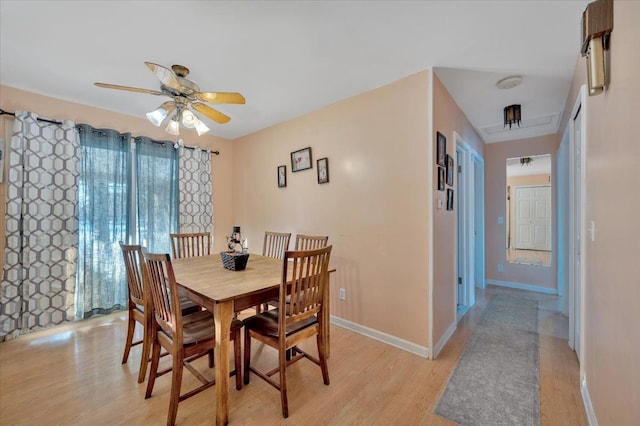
[446,154,454,186]
[437,132,446,166]
[277,165,287,188]
[438,166,445,191]
[291,147,312,172]
[447,188,454,211]
[317,157,329,184]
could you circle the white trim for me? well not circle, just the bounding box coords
[427,68,434,358]
[578,87,587,373]
[581,378,598,426]
[567,84,587,360]
[486,279,558,295]
[472,152,486,289]
[432,320,456,359]
[331,315,430,359]
[454,134,475,309]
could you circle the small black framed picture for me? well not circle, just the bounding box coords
[317,157,329,184]
[277,165,287,188]
[436,131,446,167]
[446,154,454,186]
[291,147,312,172]
[447,188,454,210]
[438,166,445,191]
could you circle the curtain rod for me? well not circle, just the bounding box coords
[0,108,63,125]
[132,136,220,155]
[0,108,220,155]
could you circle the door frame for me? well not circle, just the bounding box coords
[472,152,485,289]
[454,132,478,309]
[568,85,586,363]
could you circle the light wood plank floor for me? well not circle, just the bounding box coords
[0,286,587,425]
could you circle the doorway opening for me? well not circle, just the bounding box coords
[455,133,485,321]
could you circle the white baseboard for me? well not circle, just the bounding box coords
[581,378,598,426]
[486,279,558,295]
[330,315,429,359]
[432,320,456,359]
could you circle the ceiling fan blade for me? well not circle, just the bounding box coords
[144,62,181,91]
[95,82,164,95]
[192,102,231,124]
[196,92,246,104]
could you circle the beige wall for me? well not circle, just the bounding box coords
[233,71,431,348]
[565,1,640,423]
[485,134,558,290]
[431,73,484,350]
[0,85,235,254]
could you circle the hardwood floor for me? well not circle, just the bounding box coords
[0,286,587,425]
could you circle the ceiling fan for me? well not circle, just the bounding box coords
[95,62,245,136]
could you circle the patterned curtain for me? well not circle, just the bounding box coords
[0,111,79,341]
[178,147,213,235]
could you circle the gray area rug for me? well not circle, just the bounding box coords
[435,293,540,426]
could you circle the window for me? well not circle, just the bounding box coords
[75,126,178,319]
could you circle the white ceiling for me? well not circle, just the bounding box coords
[0,1,589,142]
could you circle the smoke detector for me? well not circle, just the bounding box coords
[496,75,522,90]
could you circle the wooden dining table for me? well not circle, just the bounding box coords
[172,253,334,425]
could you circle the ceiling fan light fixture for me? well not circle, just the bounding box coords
[146,108,167,126]
[194,118,210,136]
[97,62,244,137]
[146,102,176,127]
[165,117,180,136]
[181,109,197,128]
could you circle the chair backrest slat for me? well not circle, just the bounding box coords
[295,234,329,251]
[263,231,292,259]
[170,232,211,259]
[143,251,182,341]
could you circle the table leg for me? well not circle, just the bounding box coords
[213,301,233,426]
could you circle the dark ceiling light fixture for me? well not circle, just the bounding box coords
[504,104,521,129]
[581,0,613,96]
[520,157,533,166]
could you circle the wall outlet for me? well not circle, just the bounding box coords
[339,288,346,301]
[497,263,504,272]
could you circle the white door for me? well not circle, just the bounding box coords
[573,105,583,361]
[456,150,464,307]
[513,186,551,250]
[473,155,485,289]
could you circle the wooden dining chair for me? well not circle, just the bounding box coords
[119,242,202,384]
[169,232,211,259]
[258,232,292,313]
[262,231,292,259]
[295,234,329,250]
[243,245,332,418]
[119,242,152,384]
[143,251,243,426]
[263,234,328,312]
